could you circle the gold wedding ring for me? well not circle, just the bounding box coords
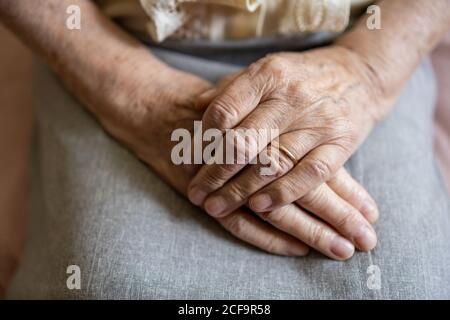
[271,140,298,164]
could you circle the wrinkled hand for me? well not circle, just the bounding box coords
[188,46,385,251]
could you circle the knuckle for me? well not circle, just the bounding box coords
[247,60,263,77]
[272,183,296,205]
[208,97,239,129]
[264,159,285,179]
[280,174,305,200]
[198,172,221,188]
[303,158,332,181]
[219,162,243,176]
[198,172,221,190]
[277,148,296,172]
[259,208,288,225]
[271,162,287,179]
[346,129,360,146]
[307,224,326,247]
[298,189,323,208]
[263,235,283,254]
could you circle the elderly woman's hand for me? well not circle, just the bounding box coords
[188,45,390,251]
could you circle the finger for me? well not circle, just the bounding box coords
[255,204,355,260]
[188,95,304,206]
[187,104,288,206]
[196,72,244,111]
[328,168,380,224]
[296,184,377,252]
[201,66,267,131]
[217,208,309,256]
[203,131,319,217]
[249,144,347,212]
[196,88,219,111]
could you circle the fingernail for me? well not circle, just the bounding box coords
[204,196,227,217]
[354,225,377,251]
[286,244,310,257]
[361,200,379,222]
[188,187,207,206]
[331,236,355,259]
[250,194,272,212]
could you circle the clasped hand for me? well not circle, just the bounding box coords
[187,46,384,259]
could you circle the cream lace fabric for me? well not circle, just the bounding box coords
[99,0,373,42]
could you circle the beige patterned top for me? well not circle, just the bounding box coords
[97,0,373,42]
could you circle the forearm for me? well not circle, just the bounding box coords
[337,0,450,121]
[0,0,169,116]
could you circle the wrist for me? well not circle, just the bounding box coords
[93,53,210,146]
[334,42,398,125]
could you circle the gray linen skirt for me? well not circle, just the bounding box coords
[7,43,450,299]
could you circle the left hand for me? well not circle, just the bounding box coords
[187,45,390,214]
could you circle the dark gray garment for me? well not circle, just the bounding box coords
[7,44,450,299]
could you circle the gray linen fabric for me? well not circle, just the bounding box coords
[7,46,450,299]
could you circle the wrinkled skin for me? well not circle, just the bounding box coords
[94,56,378,260]
[187,46,390,251]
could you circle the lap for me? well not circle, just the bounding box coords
[7,55,450,299]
